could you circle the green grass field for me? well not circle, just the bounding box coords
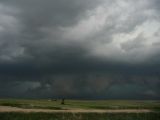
[0,99,160,110]
[0,99,160,120]
[0,113,160,120]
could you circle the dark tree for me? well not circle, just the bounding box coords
[61,98,65,105]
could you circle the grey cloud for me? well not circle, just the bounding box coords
[0,0,160,99]
[120,34,145,52]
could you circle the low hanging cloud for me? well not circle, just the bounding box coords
[0,0,160,99]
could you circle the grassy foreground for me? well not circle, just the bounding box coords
[0,112,159,120]
[0,99,160,110]
[0,99,160,120]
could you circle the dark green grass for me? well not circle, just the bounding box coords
[0,103,64,110]
[0,112,159,120]
[0,99,160,110]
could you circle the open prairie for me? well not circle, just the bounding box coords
[0,99,160,120]
[0,99,160,110]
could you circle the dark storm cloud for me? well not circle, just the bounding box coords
[0,0,160,99]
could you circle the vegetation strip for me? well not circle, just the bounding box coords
[0,113,160,120]
[0,106,152,113]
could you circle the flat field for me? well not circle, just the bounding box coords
[0,99,159,120]
[0,112,160,120]
[0,99,160,110]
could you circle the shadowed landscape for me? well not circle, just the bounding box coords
[0,99,160,119]
[0,0,160,119]
[0,112,160,120]
[0,99,160,110]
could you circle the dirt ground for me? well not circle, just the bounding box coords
[0,106,152,113]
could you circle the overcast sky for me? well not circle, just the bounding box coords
[0,0,160,99]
